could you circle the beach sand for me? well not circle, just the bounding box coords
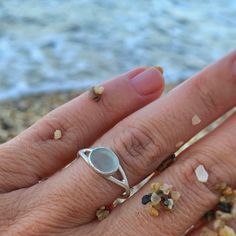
[0,90,81,143]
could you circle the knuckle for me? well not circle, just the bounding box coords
[99,96,116,116]
[113,121,167,176]
[192,76,220,114]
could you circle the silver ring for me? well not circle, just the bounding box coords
[78,147,130,198]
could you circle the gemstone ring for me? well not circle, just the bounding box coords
[78,147,130,198]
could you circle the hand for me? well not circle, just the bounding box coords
[0,51,236,236]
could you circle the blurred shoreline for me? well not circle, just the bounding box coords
[0,90,81,143]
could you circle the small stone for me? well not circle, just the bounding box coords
[142,194,152,205]
[192,114,201,126]
[219,225,236,236]
[159,183,172,195]
[171,191,181,202]
[163,198,174,210]
[89,86,104,102]
[150,192,161,205]
[94,86,104,95]
[175,141,184,148]
[167,198,174,210]
[150,182,162,192]
[215,183,227,193]
[216,211,233,221]
[149,206,159,217]
[223,187,233,196]
[54,129,62,140]
[213,219,225,230]
[195,165,209,183]
[96,206,110,221]
[217,202,232,213]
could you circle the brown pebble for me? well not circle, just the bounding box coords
[96,206,110,221]
[149,206,159,217]
[215,183,228,193]
[223,187,233,196]
[54,129,62,140]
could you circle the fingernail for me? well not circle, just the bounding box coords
[130,67,163,96]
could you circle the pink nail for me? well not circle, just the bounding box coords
[130,68,163,96]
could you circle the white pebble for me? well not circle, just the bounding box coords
[192,115,201,126]
[54,130,62,140]
[94,86,104,95]
[195,165,209,183]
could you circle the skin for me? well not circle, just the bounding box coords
[0,50,236,235]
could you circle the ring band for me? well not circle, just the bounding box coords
[78,147,130,198]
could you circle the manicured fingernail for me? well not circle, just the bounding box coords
[130,68,163,96]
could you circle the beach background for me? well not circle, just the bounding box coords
[0,0,236,143]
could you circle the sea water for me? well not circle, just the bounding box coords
[0,0,235,100]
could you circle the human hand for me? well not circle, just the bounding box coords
[0,51,236,236]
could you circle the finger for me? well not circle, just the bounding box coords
[0,67,164,192]
[35,50,236,225]
[105,111,236,236]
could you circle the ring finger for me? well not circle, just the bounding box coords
[98,109,236,236]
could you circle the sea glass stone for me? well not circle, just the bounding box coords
[90,148,119,174]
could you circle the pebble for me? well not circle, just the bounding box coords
[148,206,159,217]
[195,164,209,183]
[93,86,104,95]
[89,86,104,102]
[142,194,152,205]
[166,198,174,210]
[150,182,162,192]
[213,219,225,231]
[223,187,233,196]
[54,129,62,140]
[171,191,181,201]
[219,226,236,236]
[151,192,161,205]
[216,211,233,221]
[159,183,173,195]
[192,114,201,126]
[96,206,110,221]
